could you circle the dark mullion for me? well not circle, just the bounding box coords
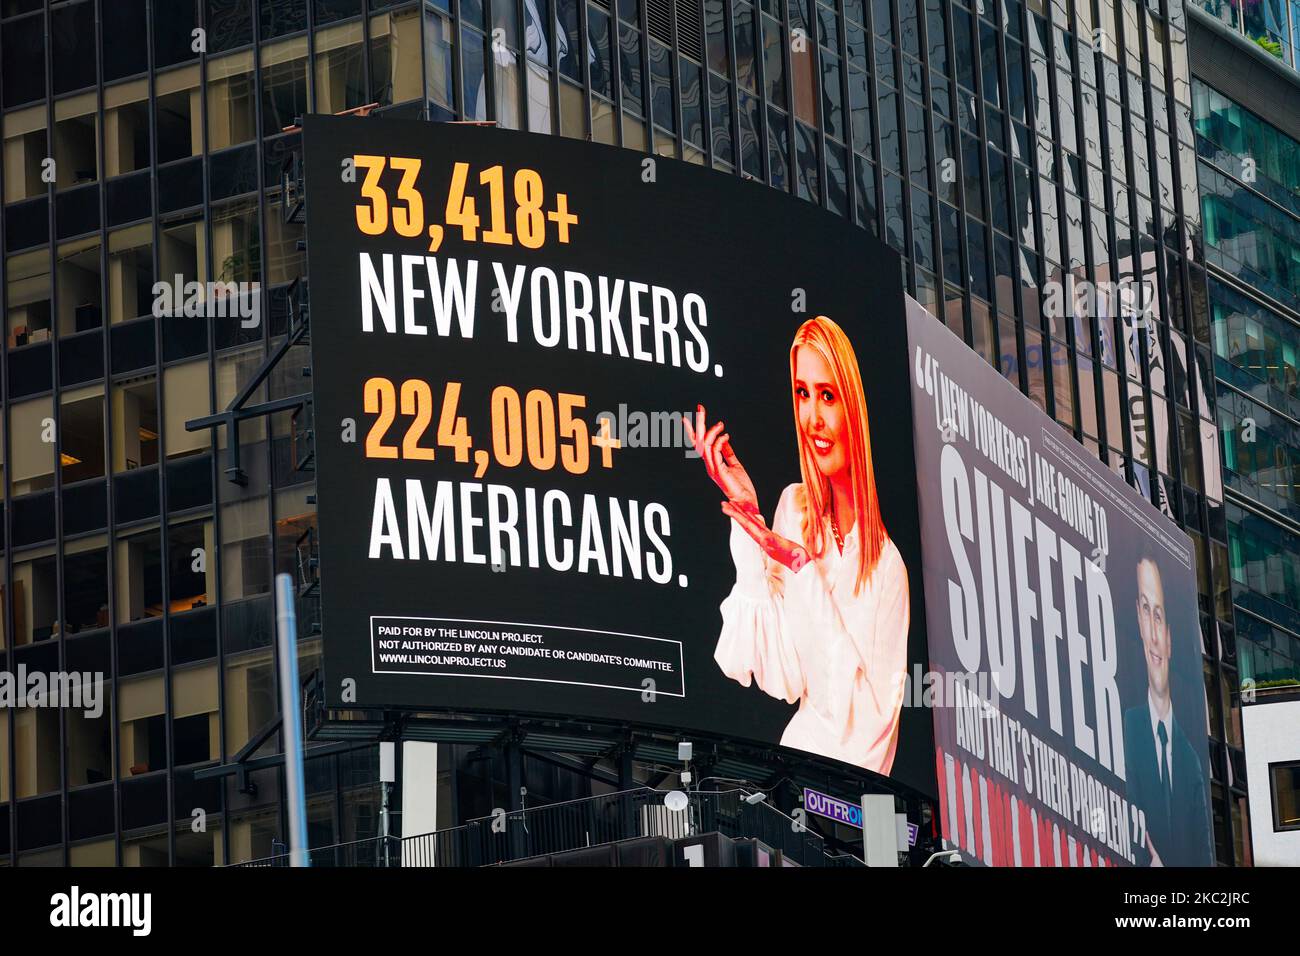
[725,0,745,172]
[1003,0,1034,398]
[1082,0,1113,454]
[927,0,958,339]
[41,0,75,869]
[884,0,913,288]
[90,0,123,869]
[259,0,292,853]
[985,0,1018,371]
[1112,2,1144,483]
[780,0,795,193]
[861,0,885,240]
[1054,0,1088,443]
[0,5,14,870]
[808,0,827,207]
[452,0,467,118]
[696,0,714,165]
[835,0,853,217]
[611,0,627,145]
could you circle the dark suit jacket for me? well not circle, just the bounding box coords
[1122,704,1213,866]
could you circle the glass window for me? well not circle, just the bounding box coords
[7,249,53,344]
[61,386,106,483]
[54,93,100,190]
[173,663,219,765]
[56,237,103,338]
[262,38,311,137]
[208,53,257,151]
[1268,764,1300,832]
[620,23,644,115]
[427,10,456,113]
[4,105,49,204]
[52,0,97,94]
[463,26,490,122]
[120,673,166,775]
[156,66,203,163]
[112,377,161,473]
[164,362,212,462]
[1,11,45,107]
[589,5,613,101]
[10,395,56,495]
[15,705,61,796]
[315,21,367,115]
[370,8,425,107]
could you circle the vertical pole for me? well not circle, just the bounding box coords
[276,573,310,867]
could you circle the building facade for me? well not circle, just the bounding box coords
[0,0,1255,864]
[1187,3,1300,866]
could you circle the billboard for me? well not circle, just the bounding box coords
[302,115,935,795]
[906,297,1215,866]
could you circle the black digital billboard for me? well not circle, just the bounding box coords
[303,115,935,795]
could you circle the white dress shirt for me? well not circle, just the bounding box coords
[714,483,910,774]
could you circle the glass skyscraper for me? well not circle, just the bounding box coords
[0,0,1255,864]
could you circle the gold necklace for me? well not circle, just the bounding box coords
[830,510,844,551]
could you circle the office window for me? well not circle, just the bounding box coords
[315,21,367,115]
[156,66,202,163]
[6,250,53,344]
[107,225,154,325]
[3,105,48,203]
[120,673,166,776]
[1,10,45,107]
[112,377,160,473]
[426,9,456,115]
[114,529,163,626]
[263,38,311,137]
[60,386,107,483]
[67,677,112,787]
[528,61,553,133]
[169,520,215,612]
[52,0,97,95]
[10,396,56,496]
[104,81,152,178]
[163,362,212,463]
[53,93,100,190]
[11,550,56,645]
[370,8,425,107]
[56,238,103,337]
[173,663,219,766]
[224,647,276,754]
[15,706,61,797]
[208,52,257,150]
[104,0,149,81]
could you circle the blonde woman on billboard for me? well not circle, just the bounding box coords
[684,315,910,775]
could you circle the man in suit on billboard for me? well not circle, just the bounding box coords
[1122,553,1213,866]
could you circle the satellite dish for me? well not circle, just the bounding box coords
[663,790,689,812]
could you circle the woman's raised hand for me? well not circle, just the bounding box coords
[683,405,760,517]
[721,501,810,573]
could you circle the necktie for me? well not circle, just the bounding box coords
[1157,722,1170,797]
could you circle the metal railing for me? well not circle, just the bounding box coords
[230,787,834,867]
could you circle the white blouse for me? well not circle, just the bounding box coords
[715,483,910,775]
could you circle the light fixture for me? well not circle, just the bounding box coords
[60,452,82,467]
[138,427,158,441]
[743,792,767,805]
